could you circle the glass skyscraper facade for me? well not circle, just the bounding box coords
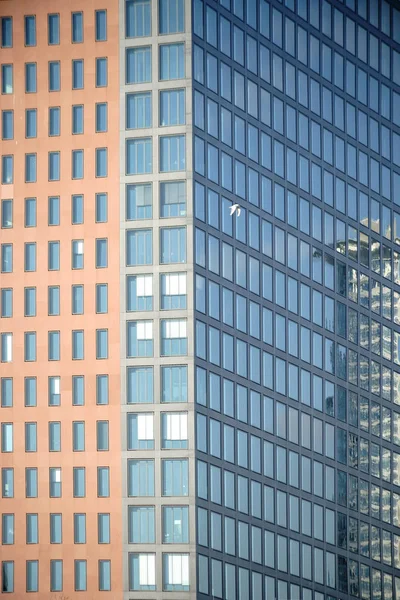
[2,0,400,597]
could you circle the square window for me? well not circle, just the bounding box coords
[162,413,188,449]
[160,181,186,217]
[126,275,153,311]
[127,320,153,357]
[161,319,187,355]
[161,273,187,309]
[126,138,152,174]
[160,227,186,263]
[126,184,152,219]
[126,229,152,265]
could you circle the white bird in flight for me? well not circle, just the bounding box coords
[229,203,241,217]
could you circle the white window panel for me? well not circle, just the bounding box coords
[167,554,189,585]
[51,377,60,394]
[54,468,61,482]
[137,413,154,440]
[1,333,12,362]
[139,554,155,586]
[137,275,152,296]
[165,273,186,295]
[166,413,187,440]
[165,319,186,338]
[137,321,153,340]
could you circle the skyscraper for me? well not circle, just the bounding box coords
[1,0,400,598]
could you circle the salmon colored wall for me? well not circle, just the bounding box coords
[0,0,122,597]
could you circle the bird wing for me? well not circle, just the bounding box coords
[236,207,241,217]
[229,205,235,215]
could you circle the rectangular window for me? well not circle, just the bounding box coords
[72,240,84,268]
[25,63,37,92]
[95,10,107,41]
[72,105,84,134]
[73,376,85,406]
[163,506,189,543]
[73,467,85,497]
[127,274,152,311]
[25,422,37,452]
[96,193,108,222]
[99,560,111,591]
[74,513,86,543]
[127,367,153,404]
[25,15,36,46]
[24,331,36,361]
[48,151,60,181]
[97,421,109,450]
[48,286,60,315]
[71,194,84,224]
[1,422,13,452]
[48,331,60,361]
[95,147,108,177]
[2,110,13,140]
[96,103,107,132]
[49,107,60,136]
[25,153,36,182]
[25,198,36,226]
[1,64,13,94]
[72,12,83,43]
[128,459,154,496]
[160,135,186,171]
[26,467,38,497]
[0,377,13,407]
[162,459,189,496]
[2,468,14,497]
[96,284,108,313]
[50,560,63,592]
[49,61,61,91]
[161,273,187,310]
[24,242,36,272]
[24,287,36,317]
[48,14,60,44]
[126,92,152,129]
[24,377,36,407]
[129,553,156,591]
[126,138,152,174]
[96,57,108,87]
[162,412,188,448]
[98,513,110,543]
[1,562,14,592]
[127,413,154,450]
[126,229,153,265]
[26,560,39,592]
[126,184,152,220]
[126,47,151,83]
[98,467,110,497]
[72,330,84,359]
[163,554,190,591]
[26,109,37,138]
[48,195,60,225]
[72,59,84,89]
[126,0,151,37]
[2,514,14,544]
[1,199,12,227]
[50,513,62,543]
[159,0,184,33]
[1,244,12,274]
[48,241,60,271]
[1,288,12,317]
[160,43,185,80]
[160,181,186,217]
[49,467,61,497]
[160,227,186,263]
[2,155,13,184]
[96,375,109,405]
[96,329,108,359]
[1,17,12,48]
[160,89,185,125]
[48,376,61,406]
[74,560,87,591]
[72,149,84,179]
[128,506,155,543]
[73,421,85,451]
[49,422,61,452]
[26,513,38,544]
[96,238,108,268]
[127,320,153,357]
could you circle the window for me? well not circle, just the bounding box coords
[161,273,187,309]
[96,148,108,177]
[129,506,155,543]
[95,10,107,41]
[161,227,186,263]
[72,59,84,89]
[160,43,185,80]
[24,332,36,362]
[25,197,36,226]
[98,513,110,543]
[160,0,184,33]
[48,197,61,229]
[74,513,86,543]
[74,560,87,591]
[73,421,85,451]
[24,287,36,317]
[126,184,152,219]
[72,149,84,179]
[126,47,151,83]
[127,320,153,357]
[26,560,38,592]
[71,194,83,224]
[127,367,153,404]
[49,61,60,91]
[25,153,36,182]
[25,242,36,272]
[161,319,187,356]
[48,241,60,270]
[49,107,60,136]
[95,238,108,268]
[72,330,84,359]
[127,413,154,450]
[98,467,110,497]
[48,286,60,315]
[128,459,155,496]
[24,377,36,407]
[0,332,12,363]
[72,12,83,42]
[50,513,62,543]
[26,514,38,544]
[72,105,84,134]
[126,0,151,37]
[48,14,60,44]
[129,553,156,590]
[49,467,61,497]
[26,109,37,138]
[96,284,108,313]
[73,376,85,406]
[25,15,36,46]
[1,17,12,48]
[2,514,14,544]
[1,244,12,273]
[127,92,152,129]
[48,376,60,406]
[50,560,63,592]
[163,554,190,591]
[48,331,60,361]
[162,458,189,495]
[1,423,13,452]
[73,467,85,497]
[0,377,13,407]
[127,275,153,311]
[1,288,12,318]
[96,329,108,359]
[2,110,13,140]
[1,64,13,94]
[160,89,185,126]
[25,422,37,452]
[25,63,37,92]
[163,506,188,543]
[96,57,108,87]
[1,562,14,592]
[99,560,111,591]
[96,103,107,132]
[1,199,12,228]
[126,229,152,266]
[2,468,13,497]
[160,182,185,218]
[2,155,13,184]
[49,422,61,451]
[72,240,84,269]
[48,151,60,181]
[160,135,185,171]
[162,413,188,448]
[97,375,109,405]
[126,138,152,174]
[96,193,108,222]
